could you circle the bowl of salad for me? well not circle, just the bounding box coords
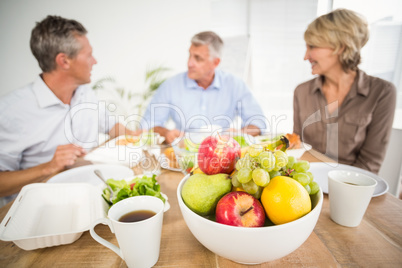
[101,174,170,212]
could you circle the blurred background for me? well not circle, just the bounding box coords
[1,0,401,133]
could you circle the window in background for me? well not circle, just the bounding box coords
[211,0,318,134]
[332,0,402,129]
[248,0,318,134]
[211,0,401,133]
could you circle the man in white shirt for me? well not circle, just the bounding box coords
[0,15,136,205]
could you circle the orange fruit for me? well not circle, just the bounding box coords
[125,135,139,144]
[164,147,175,159]
[261,176,311,225]
[164,147,180,169]
[116,136,139,145]
[192,168,204,174]
[116,139,130,145]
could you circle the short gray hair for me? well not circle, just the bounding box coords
[30,15,87,72]
[191,31,224,59]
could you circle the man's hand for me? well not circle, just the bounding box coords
[152,126,184,144]
[45,144,86,174]
[165,129,183,144]
[0,144,86,197]
[226,125,261,137]
[241,125,261,136]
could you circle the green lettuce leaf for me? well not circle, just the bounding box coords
[102,174,165,207]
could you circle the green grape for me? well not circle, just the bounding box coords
[237,167,252,183]
[258,151,275,171]
[252,168,270,187]
[246,154,254,165]
[309,181,320,195]
[235,158,243,171]
[235,154,254,170]
[242,180,259,194]
[274,150,288,168]
[306,171,314,181]
[304,184,311,194]
[293,160,310,173]
[252,156,260,165]
[289,170,298,178]
[293,172,310,186]
[248,144,263,157]
[269,170,281,179]
[252,186,263,199]
[231,172,241,187]
[286,156,296,169]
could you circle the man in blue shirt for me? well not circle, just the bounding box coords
[141,31,266,144]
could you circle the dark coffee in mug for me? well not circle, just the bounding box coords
[119,210,156,223]
[343,181,360,186]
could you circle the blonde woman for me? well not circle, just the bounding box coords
[293,9,396,173]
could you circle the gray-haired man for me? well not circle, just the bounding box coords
[0,15,136,206]
[141,31,265,144]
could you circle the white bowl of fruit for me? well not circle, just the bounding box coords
[177,134,323,264]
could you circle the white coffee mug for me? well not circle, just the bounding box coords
[328,170,377,227]
[90,196,164,268]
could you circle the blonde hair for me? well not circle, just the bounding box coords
[304,9,369,72]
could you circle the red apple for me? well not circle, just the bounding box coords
[216,191,265,227]
[197,135,241,175]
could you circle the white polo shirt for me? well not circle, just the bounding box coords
[0,76,115,172]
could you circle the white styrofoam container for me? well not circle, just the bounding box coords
[0,183,107,250]
[46,164,134,185]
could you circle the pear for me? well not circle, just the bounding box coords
[181,173,232,216]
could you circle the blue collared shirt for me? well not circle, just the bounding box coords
[140,69,266,132]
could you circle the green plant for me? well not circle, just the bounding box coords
[92,76,115,91]
[137,65,170,114]
[92,65,171,117]
[143,66,170,100]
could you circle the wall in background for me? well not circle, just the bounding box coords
[333,0,402,129]
[1,0,401,133]
[0,0,211,97]
[211,0,319,133]
[211,0,402,131]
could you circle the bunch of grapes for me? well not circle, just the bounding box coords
[231,144,320,199]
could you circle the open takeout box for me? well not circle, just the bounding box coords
[0,183,108,250]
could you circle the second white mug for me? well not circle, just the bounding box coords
[328,170,377,227]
